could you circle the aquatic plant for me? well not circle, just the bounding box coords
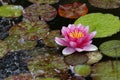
[55,24,97,55]
[58,2,88,19]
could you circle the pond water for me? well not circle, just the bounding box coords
[0,0,120,80]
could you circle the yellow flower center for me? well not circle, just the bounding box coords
[69,30,84,38]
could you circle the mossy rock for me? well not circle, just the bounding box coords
[0,5,23,17]
[0,40,8,58]
[92,60,120,80]
[28,0,59,4]
[88,0,120,9]
[9,20,49,41]
[74,13,120,38]
[43,30,61,47]
[99,40,120,57]
[4,73,33,80]
[4,35,37,52]
[27,47,68,78]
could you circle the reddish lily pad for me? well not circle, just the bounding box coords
[88,0,120,9]
[58,2,88,19]
[28,0,59,4]
[4,35,37,52]
[92,60,120,80]
[64,53,88,66]
[23,4,40,22]
[23,4,57,21]
[4,73,33,80]
[0,40,8,58]
[9,20,49,41]
[43,30,61,47]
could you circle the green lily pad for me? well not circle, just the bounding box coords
[27,47,68,78]
[0,5,23,17]
[92,60,120,80]
[43,30,61,47]
[99,40,120,57]
[28,0,59,4]
[5,35,37,52]
[9,20,49,41]
[64,53,88,66]
[0,40,8,58]
[74,65,91,77]
[36,78,60,80]
[88,0,120,9]
[74,13,120,38]
[4,73,33,80]
[86,51,103,64]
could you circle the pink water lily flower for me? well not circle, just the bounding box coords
[55,24,98,55]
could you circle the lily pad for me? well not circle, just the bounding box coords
[28,0,59,4]
[23,4,40,22]
[9,20,49,41]
[23,4,57,21]
[0,5,23,17]
[92,60,120,80]
[36,77,60,80]
[99,40,120,57]
[64,53,88,66]
[43,30,61,47]
[86,51,103,64]
[4,35,37,52]
[4,73,33,80]
[74,13,120,38]
[74,65,91,77]
[88,0,120,9]
[27,47,68,78]
[0,40,8,58]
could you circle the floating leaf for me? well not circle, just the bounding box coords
[74,13,120,38]
[5,35,37,52]
[28,0,59,4]
[0,40,8,58]
[9,20,49,41]
[88,0,120,9]
[74,65,91,77]
[99,40,120,57]
[23,4,57,21]
[43,30,61,47]
[86,51,103,64]
[64,53,88,66]
[27,47,68,78]
[36,77,60,80]
[92,60,120,80]
[0,5,23,17]
[4,73,33,80]
[58,2,88,19]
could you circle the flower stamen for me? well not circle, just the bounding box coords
[69,30,84,38]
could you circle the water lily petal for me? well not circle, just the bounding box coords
[89,31,96,39]
[83,26,89,34]
[70,41,77,48]
[55,37,68,46]
[83,44,98,51]
[62,47,75,56]
[75,48,83,52]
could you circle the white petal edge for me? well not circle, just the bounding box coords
[62,47,75,56]
[83,44,98,51]
[55,37,64,46]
